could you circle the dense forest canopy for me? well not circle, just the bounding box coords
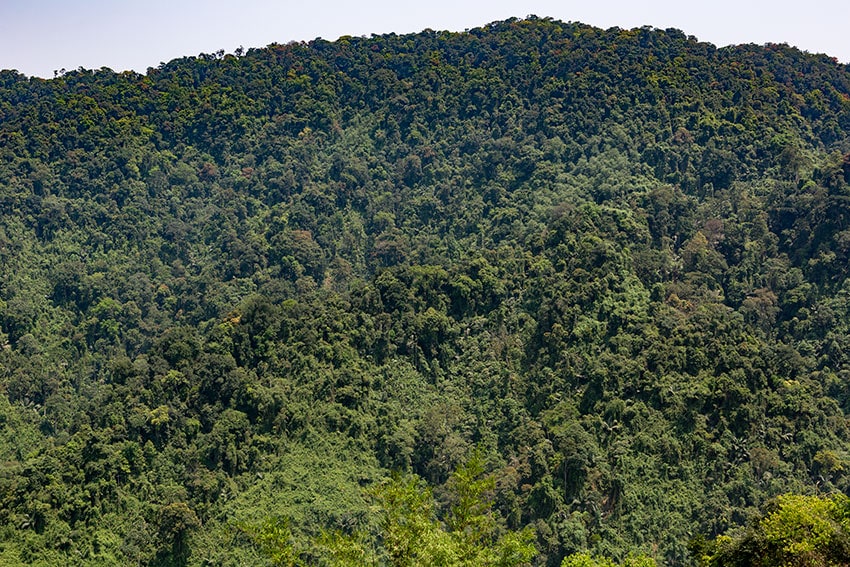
[1,16,850,566]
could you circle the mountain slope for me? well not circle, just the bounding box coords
[1,17,850,566]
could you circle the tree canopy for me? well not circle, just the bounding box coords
[1,16,850,566]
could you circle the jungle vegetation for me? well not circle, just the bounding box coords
[1,16,850,566]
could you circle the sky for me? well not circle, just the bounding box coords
[1,0,848,78]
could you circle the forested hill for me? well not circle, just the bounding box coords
[2,16,850,566]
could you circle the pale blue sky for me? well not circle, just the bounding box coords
[1,1,848,78]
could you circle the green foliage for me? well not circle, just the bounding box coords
[247,454,535,566]
[562,552,657,567]
[1,16,850,567]
[695,494,850,566]
[237,517,303,566]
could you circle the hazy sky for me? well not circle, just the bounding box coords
[1,1,848,78]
